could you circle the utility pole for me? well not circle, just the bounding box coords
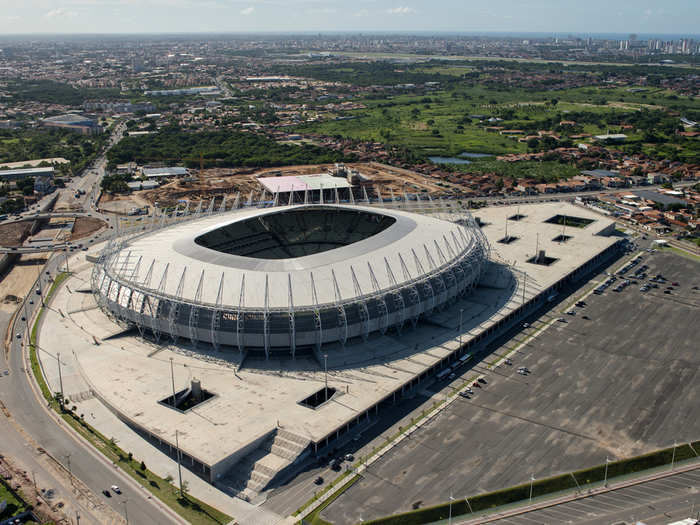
[57,352,64,407]
[448,493,454,525]
[66,453,73,488]
[671,441,677,470]
[175,430,183,497]
[170,358,176,407]
[604,456,610,487]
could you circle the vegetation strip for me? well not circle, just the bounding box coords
[28,272,233,525]
[361,442,700,525]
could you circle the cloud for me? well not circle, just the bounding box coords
[240,5,254,15]
[353,8,369,17]
[386,6,416,15]
[44,7,78,18]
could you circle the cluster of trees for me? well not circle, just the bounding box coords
[107,126,353,168]
[6,79,122,106]
[0,128,106,175]
[446,159,579,183]
[0,197,25,214]
[280,61,458,87]
[101,173,133,193]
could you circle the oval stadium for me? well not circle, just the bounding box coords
[92,202,489,357]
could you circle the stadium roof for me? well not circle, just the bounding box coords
[0,166,54,178]
[142,167,188,178]
[258,173,351,194]
[109,204,475,309]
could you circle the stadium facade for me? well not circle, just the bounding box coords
[92,202,489,357]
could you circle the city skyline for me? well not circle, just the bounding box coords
[0,0,699,36]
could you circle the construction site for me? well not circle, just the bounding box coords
[97,162,460,214]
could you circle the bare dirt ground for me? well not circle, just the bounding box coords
[0,254,47,314]
[97,193,147,215]
[109,162,455,210]
[70,217,106,241]
[0,221,34,248]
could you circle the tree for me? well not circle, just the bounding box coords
[140,460,146,471]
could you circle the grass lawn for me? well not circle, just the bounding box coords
[0,481,28,520]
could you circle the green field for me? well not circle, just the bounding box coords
[286,60,700,164]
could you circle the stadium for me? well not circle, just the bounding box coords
[92,202,489,357]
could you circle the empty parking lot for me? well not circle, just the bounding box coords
[321,250,700,524]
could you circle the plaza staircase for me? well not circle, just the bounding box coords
[218,428,310,502]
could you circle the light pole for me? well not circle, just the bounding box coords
[175,430,184,497]
[671,441,677,470]
[529,475,535,505]
[458,308,464,349]
[65,453,73,488]
[604,456,610,487]
[448,493,454,525]
[57,352,64,407]
[170,358,177,407]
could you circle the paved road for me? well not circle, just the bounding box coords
[0,120,182,525]
[0,254,181,525]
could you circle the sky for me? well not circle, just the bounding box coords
[0,0,698,36]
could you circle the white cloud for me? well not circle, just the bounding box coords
[240,5,254,15]
[44,7,78,18]
[386,6,416,15]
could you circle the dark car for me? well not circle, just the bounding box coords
[477,377,487,384]
[102,489,111,497]
[314,476,324,485]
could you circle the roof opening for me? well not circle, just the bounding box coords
[299,387,337,409]
[544,214,594,228]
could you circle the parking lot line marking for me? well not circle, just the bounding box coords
[622,485,670,500]
[538,505,585,520]
[591,494,633,510]
[652,478,693,491]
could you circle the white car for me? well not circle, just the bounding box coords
[110,485,121,494]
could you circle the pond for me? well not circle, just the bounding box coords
[428,151,494,164]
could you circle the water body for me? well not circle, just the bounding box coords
[428,151,494,164]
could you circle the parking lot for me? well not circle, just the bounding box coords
[483,467,700,525]
[320,250,700,524]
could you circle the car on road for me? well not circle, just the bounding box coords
[314,476,324,485]
[110,485,121,494]
[102,489,111,497]
[522,323,530,328]
[458,392,470,399]
[344,454,354,462]
[664,290,671,294]
[477,377,487,384]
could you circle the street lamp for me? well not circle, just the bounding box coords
[671,441,677,471]
[448,493,454,525]
[604,456,610,487]
[529,475,535,505]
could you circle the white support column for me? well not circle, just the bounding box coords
[288,274,296,359]
[331,269,347,347]
[310,272,323,351]
[189,270,205,346]
[263,276,271,359]
[211,272,224,350]
[367,262,388,335]
[236,275,246,355]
